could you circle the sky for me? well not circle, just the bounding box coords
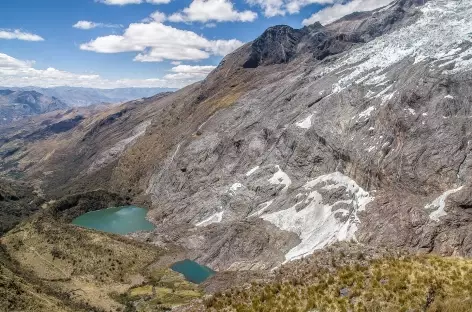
[0,0,393,89]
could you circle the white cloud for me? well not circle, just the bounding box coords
[171,61,182,65]
[73,21,122,30]
[168,0,257,23]
[302,0,393,25]
[80,22,244,62]
[74,21,97,30]
[0,29,44,41]
[210,39,245,56]
[98,0,171,5]
[0,52,206,89]
[204,23,217,28]
[149,11,167,22]
[164,64,216,80]
[246,0,334,17]
[246,0,287,17]
[0,53,34,68]
[247,0,394,23]
[285,0,334,14]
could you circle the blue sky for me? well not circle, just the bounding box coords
[0,0,392,89]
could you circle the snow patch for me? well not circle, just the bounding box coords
[445,95,454,99]
[328,0,472,92]
[405,108,416,115]
[262,172,374,262]
[228,183,243,195]
[268,165,292,192]
[425,186,463,222]
[365,90,376,99]
[196,211,224,227]
[295,114,313,129]
[248,200,274,218]
[356,106,375,120]
[364,73,387,86]
[245,166,260,177]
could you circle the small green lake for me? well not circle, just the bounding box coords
[171,259,216,284]
[72,206,156,235]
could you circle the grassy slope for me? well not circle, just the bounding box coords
[0,207,202,312]
[0,260,79,312]
[190,245,472,312]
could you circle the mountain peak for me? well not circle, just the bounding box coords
[241,0,429,70]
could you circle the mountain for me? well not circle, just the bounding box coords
[0,89,68,124]
[1,0,472,311]
[6,86,177,107]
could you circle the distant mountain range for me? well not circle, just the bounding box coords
[0,90,68,123]
[0,86,176,124]
[1,86,177,107]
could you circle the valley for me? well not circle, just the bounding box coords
[1,0,472,311]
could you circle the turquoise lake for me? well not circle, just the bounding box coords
[72,206,156,235]
[171,259,216,284]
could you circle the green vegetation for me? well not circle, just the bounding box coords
[0,244,96,312]
[200,255,472,312]
[0,194,202,312]
[110,269,203,311]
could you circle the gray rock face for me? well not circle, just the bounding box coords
[143,0,472,269]
[243,25,307,68]
[2,0,472,271]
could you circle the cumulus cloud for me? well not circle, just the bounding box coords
[0,29,44,41]
[246,0,289,17]
[80,22,244,62]
[73,21,122,30]
[0,53,35,68]
[247,0,394,24]
[98,0,171,5]
[302,0,393,25]
[149,11,167,23]
[246,0,333,17]
[0,52,206,89]
[285,0,334,14]
[164,64,216,80]
[168,0,257,23]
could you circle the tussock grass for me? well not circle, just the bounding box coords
[1,211,202,312]
[200,255,472,312]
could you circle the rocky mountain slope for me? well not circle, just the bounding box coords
[1,0,472,275]
[0,89,68,124]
